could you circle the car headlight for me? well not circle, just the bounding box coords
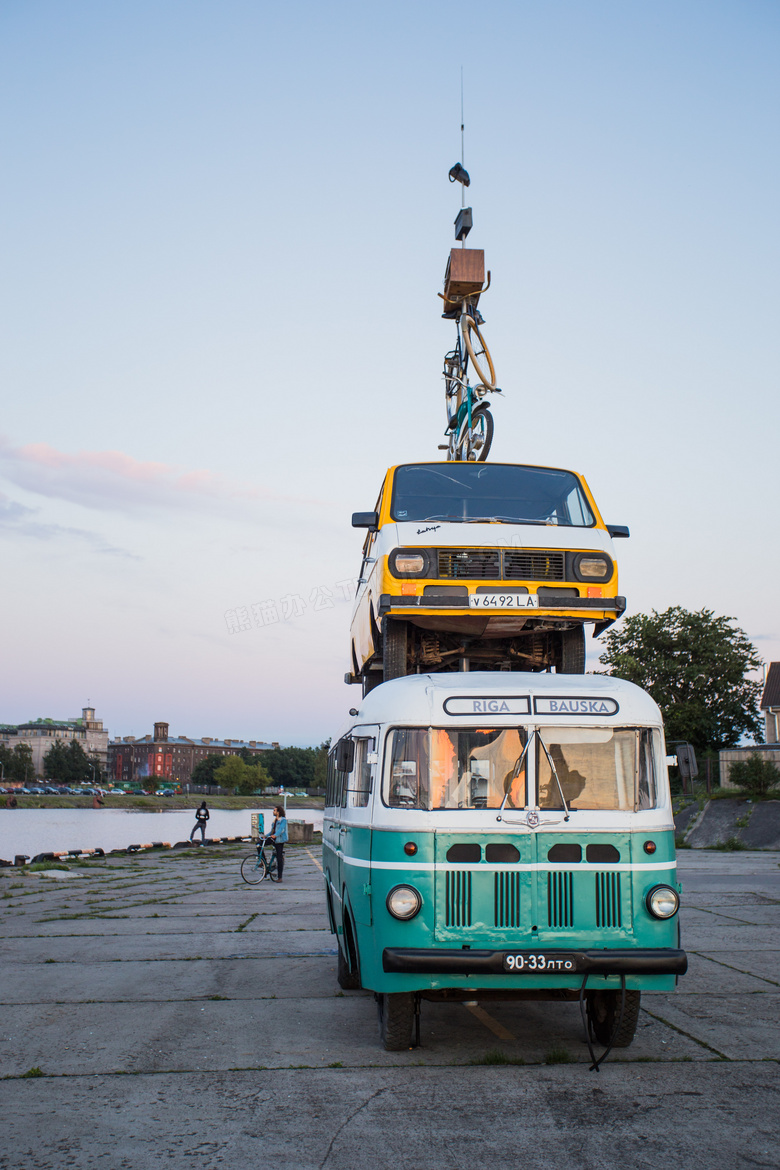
[571,553,613,582]
[386,885,422,920]
[646,885,679,919]
[389,549,431,577]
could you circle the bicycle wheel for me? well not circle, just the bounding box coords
[463,316,496,390]
[240,854,265,885]
[455,403,494,462]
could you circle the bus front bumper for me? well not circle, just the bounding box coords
[383,947,688,977]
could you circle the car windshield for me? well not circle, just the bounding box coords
[391,463,595,527]
[386,728,528,810]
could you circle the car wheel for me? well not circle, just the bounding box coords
[558,626,586,674]
[383,619,408,681]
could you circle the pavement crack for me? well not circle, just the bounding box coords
[640,1006,730,1060]
[319,1086,387,1169]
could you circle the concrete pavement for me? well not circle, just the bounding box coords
[1,843,778,1168]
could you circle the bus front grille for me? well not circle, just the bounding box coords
[494,871,522,928]
[445,870,472,926]
[547,871,574,927]
[595,872,622,928]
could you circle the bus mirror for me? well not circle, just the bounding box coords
[336,738,355,773]
[607,524,630,538]
[676,742,698,780]
[352,511,379,531]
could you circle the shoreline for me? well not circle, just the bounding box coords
[2,794,325,812]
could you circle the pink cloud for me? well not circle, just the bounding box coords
[0,436,269,514]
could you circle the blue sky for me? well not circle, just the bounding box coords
[1,1,777,744]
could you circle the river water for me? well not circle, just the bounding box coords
[0,807,325,860]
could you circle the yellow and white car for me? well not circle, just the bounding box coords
[346,462,628,693]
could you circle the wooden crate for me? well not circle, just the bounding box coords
[443,248,485,304]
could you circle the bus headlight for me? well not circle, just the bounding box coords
[646,885,679,919]
[386,885,422,920]
[389,549,431,577]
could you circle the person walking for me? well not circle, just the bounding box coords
[190,800,210,842]
[268,804,288,883]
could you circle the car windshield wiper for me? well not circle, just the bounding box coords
[460,516,560,525]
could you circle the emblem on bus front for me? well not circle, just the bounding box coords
[527,811,539,828]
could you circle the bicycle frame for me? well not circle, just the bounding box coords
[443,303,496,462]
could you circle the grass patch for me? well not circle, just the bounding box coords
[20,1067,44,1078]
[544,1048,572,1065]
[45,958,57,964]
[713,837,747,852]
[208,995,229,1001]
[27,862,70,873]
[471,1049,526,1066]
[236,913,258,932]
[327,1061,344,1068]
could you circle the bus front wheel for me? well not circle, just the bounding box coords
[587,989,641,1047]
[376,992,415,1050]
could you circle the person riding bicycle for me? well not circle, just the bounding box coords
[268,805,288,883]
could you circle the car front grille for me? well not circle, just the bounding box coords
[437,550,501,579]
[504,550,565,581]
[435,549,565,582]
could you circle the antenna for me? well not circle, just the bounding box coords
[460,67,465,212]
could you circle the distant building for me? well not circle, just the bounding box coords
[761,662,780,745]
[0,707,109,779]
[107,721,277,786]
[719,664,780,786]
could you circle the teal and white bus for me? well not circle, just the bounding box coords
[323,672,686,1054]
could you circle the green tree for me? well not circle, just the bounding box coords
[214,755,271,794]
[1,742,34,784]
[44,740,71,782]
[190,754,226,786]
[261,745,326,789]
[727,755,780,797]
[598,607,762,756]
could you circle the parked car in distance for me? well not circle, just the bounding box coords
[348,461,629,693]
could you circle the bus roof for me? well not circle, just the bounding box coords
[338,672,663,738]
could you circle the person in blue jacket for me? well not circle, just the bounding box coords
[268,804,288,882]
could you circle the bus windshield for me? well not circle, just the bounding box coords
[384,727,660,811]
[538,728,659,811]
[386,728,528,810]
[390,463,595,527]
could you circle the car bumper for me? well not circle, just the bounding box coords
[383,947,688,977]
[378,593,626,615]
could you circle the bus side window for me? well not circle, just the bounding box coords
[349,738,375,808]
[637,729,658,810]
[326,750,337,808]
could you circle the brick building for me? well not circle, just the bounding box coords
[0,707,109,778]
[107,721,276,786]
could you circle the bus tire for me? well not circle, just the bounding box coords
[383,619,408,681]
[337,912,362,990]
[376,992,415,1051]
[587,989,641,1047]
[558,626,586,674]
[337,943,361,990]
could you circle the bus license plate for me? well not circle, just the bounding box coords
[469,594,539,609]
[504,952,577,973]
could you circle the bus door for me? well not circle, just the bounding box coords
[339,725,378,926]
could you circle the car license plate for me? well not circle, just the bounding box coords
[469,593,539,609]
[504,952,577,973]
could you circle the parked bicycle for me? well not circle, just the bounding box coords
[240,834,279,885]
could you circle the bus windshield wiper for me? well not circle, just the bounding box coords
[538,735,571,821]
[496,730,570,821]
